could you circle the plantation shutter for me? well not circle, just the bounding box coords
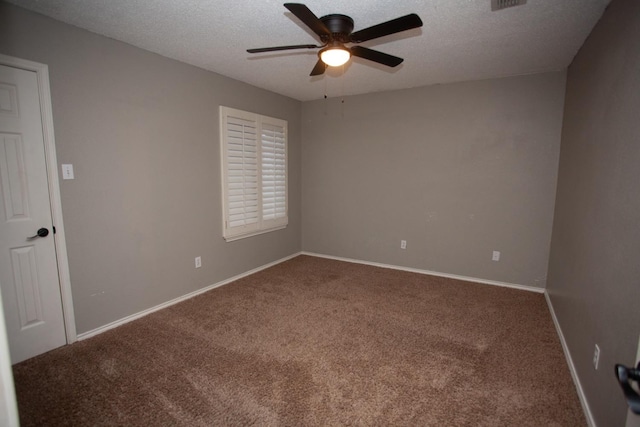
[261,122,287,227]
[222,109,259,238]
[220,107,288,241]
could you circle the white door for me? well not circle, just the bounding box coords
[626,336,640,427]
[0,64,66,364]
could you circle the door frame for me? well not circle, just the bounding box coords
[0,53,77,344]
[0,291,19,426]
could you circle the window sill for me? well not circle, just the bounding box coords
[223,224,287,242]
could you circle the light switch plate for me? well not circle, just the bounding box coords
[61,164,74,180]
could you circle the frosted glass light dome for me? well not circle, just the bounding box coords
[320,48,350,67]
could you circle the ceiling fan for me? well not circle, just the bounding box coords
[247,3,423,76]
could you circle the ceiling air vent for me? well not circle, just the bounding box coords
[491,0,527,11]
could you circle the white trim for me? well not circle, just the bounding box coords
[301,253,596,422]
[544,291,596,427]
[0,54,77,343]
[77,252,302,341]
[78,251,545,341]
[74,249,593,427]
[301,251,544,293]
[0,293,19,427]
[223,224,287,242]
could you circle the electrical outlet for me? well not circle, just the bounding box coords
[593,344,600,370]
[195,256,202,269]
[400,240,407,250]
[492,251,500,261]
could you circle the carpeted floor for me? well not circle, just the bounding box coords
[13,255,585,426]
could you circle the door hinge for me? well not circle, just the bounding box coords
[53,225,56,234]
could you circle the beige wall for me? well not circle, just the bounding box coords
[302,72,566,287]
[0,3,302,334]
[547,0,640,425]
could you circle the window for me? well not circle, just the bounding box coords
[220,106,288,241]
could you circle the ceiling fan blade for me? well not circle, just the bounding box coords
[284,3,331,38]
[310,59,327,76]
[350,46,404,67]
[247,44,320,53]
[350,14,423,43]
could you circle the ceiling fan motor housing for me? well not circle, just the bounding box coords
[319,14,354,43]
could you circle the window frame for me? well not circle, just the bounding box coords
[220,106,288,241]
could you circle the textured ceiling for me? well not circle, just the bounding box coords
[7,0,610,101]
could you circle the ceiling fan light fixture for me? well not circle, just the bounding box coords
[320,46,351,67]
[247,4,424,76]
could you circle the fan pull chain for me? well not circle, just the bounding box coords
[324,73,327,100]
[323,75,328,116]
[341,64,345,120]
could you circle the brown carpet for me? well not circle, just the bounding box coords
[13,255,585,426]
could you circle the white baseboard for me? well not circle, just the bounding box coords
[76,249,591,425]
[301,251,544,293]
[544,291,596,427]
[77,252,302,341]
[302,252,594,423]
[79,250,543,341]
